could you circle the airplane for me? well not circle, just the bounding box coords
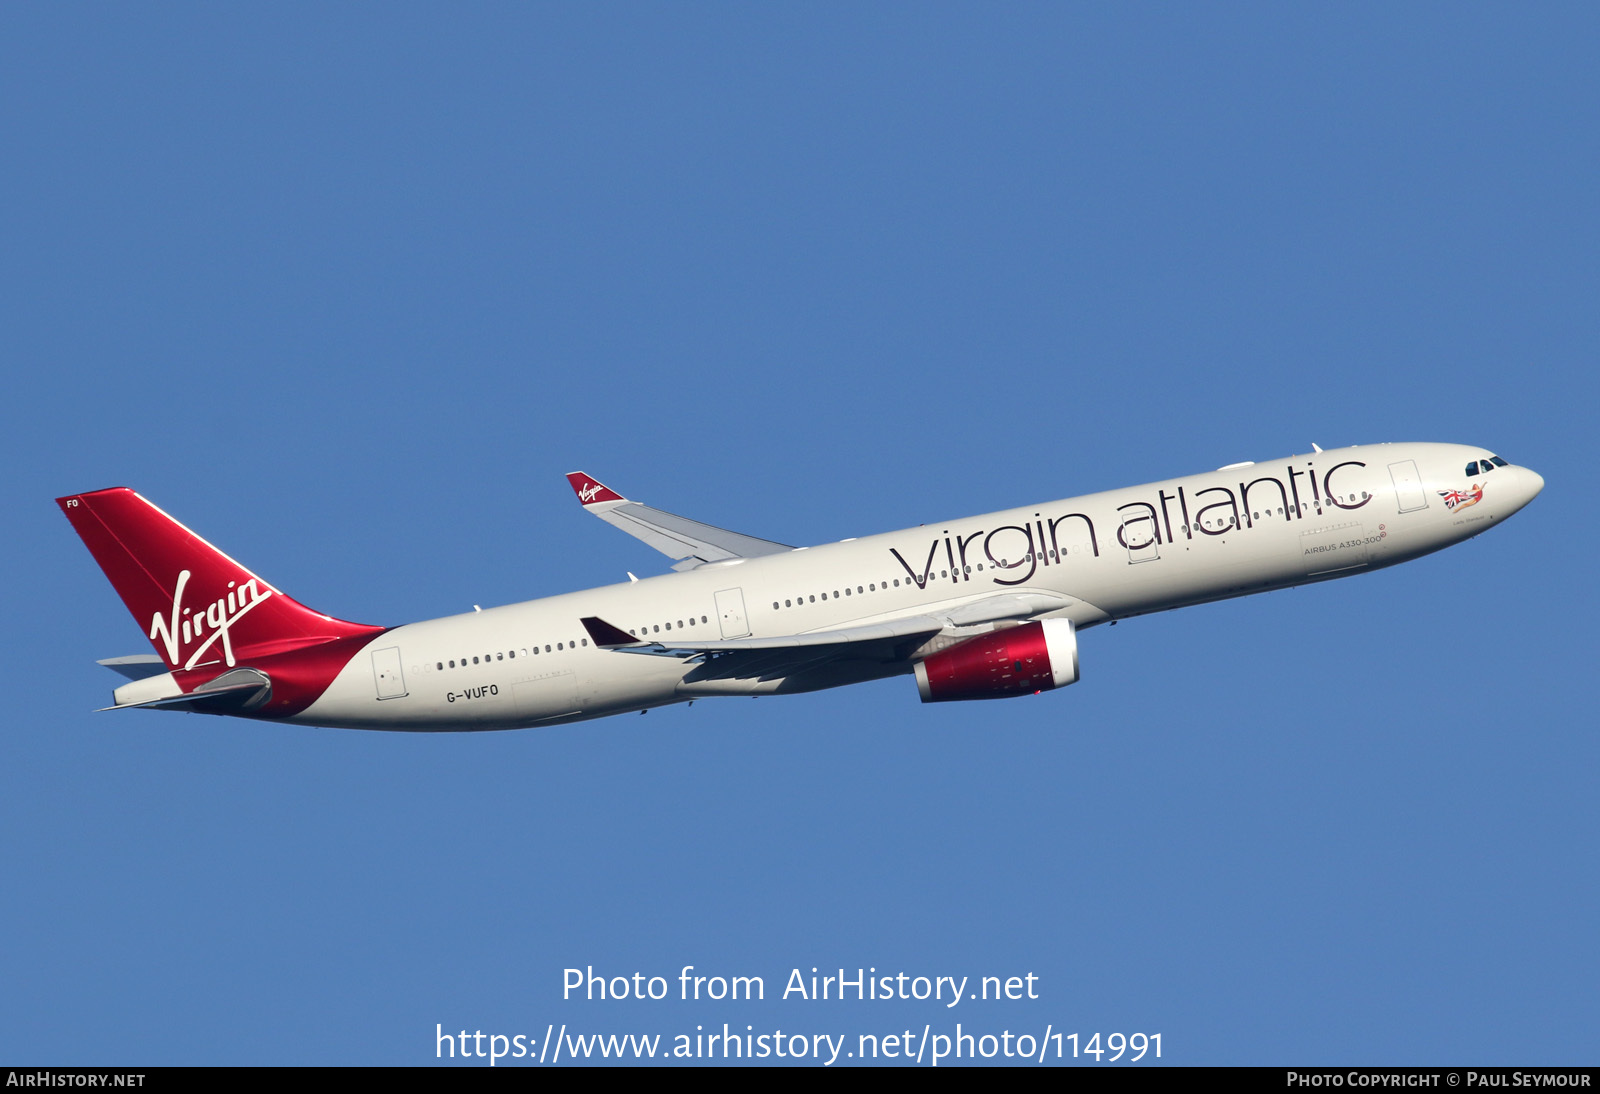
[57,442,1542,731]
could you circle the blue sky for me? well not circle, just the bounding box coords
[2,4,1595,1066]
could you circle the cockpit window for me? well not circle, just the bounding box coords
[1466,461,1479,476]
[1490,456,1508,467]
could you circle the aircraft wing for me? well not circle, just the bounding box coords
[565,472,793,571]
[579,590,1078,681]
[582,612,942,684]
[582,612,945,654]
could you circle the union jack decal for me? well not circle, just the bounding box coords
[1438,484,1484,512]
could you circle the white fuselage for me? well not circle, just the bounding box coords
[294,443,1542,730]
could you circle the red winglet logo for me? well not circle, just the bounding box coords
[565,472,623,506]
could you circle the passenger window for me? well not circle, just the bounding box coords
[857,586,863,593]
[497,653,503,661]
[545,645,551,653]
[582,639,588,647]
[702,615,708,623]
[557,643,563,651]
[472,656,479,664]
[834,591,840,598]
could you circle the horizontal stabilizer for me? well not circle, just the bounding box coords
[101,668,272,713]
[100,680,266,712]
[565,472,792,570]
[97,654,168,681]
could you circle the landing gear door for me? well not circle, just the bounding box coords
[371,646,408,700]
[715,588,750,639]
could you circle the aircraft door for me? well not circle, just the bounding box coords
[1118,509,1161,564]
[715,587,751,639]
[1389,460,1429,513]
[371,646,408,699]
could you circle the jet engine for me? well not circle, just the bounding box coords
[913,618,1079,702]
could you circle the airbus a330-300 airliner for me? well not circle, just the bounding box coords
[58,442,1542,730]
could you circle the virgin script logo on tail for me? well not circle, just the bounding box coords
[147,569,274,671]
[577,481,606,504]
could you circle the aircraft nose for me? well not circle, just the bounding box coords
[1508,464,1545,513]
[1524,467,1545,499]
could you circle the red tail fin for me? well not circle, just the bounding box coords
[57,488,383,674]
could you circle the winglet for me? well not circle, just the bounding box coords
[581,616,643,647]
[566,472,625,507]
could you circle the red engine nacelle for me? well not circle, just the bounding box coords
[913,618,1079,703]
